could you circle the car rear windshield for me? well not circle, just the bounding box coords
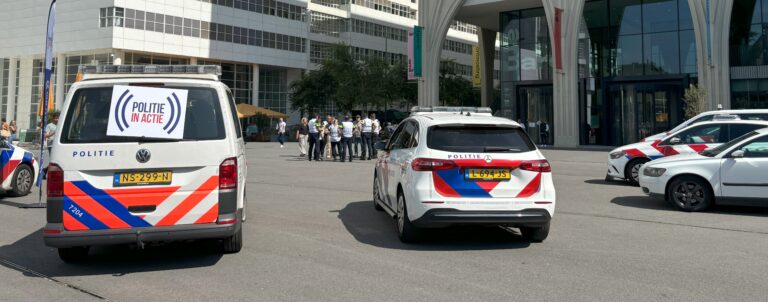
[427,125,535,153]
[61,86,225,143]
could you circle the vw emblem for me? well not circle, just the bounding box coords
[136,149,151,163]
[484,155,492,164]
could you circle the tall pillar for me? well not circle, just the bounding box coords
[4,59,16,122]
[417,0,465,106]
[251,64,260,106]
[16,58,34,130]
[543,0,584,148]
[55,53,65,110]
[478,28,497,107]
[690,0,733,110]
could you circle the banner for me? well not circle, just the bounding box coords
[471,46,481,87]
[407,29,415,80]
[413,26,423,77]
[107,85,189,139]
[554,7,563,71]
[37,0,56,189]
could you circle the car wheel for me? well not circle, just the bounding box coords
[222,225,243,254]
[667,176,713,212]
[373,175,384,211]
[10,164,33,197]
[520,222,550,243]
[624,158,649,185]
[58,246,89,263]
[396,192,420,243]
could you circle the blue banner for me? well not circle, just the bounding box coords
[37,0,56,191]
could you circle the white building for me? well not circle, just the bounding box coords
[0,0,494,138]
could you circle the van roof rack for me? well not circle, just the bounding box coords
[79,65,222,75]
[410,106,493,116]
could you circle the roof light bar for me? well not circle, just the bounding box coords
[410,106,493,114]
[78,65,222,76]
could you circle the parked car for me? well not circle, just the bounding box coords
[0,140,39,196]
[641,109,768,142]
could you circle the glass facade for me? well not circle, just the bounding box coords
[730,0,768,109]
[259,69,289,114]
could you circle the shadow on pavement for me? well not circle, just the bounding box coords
[0,228,223,278]
[611,196,768,217]
[584,179,634,187]
[336,201,531,251]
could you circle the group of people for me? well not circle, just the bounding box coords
[1,118,18,142]
[295,113,382,162]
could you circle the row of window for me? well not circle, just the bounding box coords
[196,0,306,22]
[351,19,407,42]
[450,21,477,35]
[310,11,347,38]
[443,40,473,55]
[350,0,416,19]
[99,7,306,53]
[310,41,406,65]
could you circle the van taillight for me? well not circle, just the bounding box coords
[47,164,64,197]
[520,160,552,172]
[219,157,237,190]
[411,158,457,171]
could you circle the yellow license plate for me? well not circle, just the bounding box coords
[114,171,172,187]
[466,168,511,181]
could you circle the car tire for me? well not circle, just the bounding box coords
[222,225,243,254]
[58,246,89,263]
[667,176,713,212]
[9,164,33,197]
[373,174,384,211]
[396,192,420,243]
[624,158,649,185]
[520,222,550,243]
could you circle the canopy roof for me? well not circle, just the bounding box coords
[237,103,288,119]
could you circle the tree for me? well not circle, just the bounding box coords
[439,60,479,107]
[289,68,335,115]
[683,84,707,119]
[323,44,363,113]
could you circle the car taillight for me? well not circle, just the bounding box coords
[47,163,64,197]
[520,160,551,172]
[219,157,237,190]
[411,158,457,171]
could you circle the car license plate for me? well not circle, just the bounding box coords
[114,171,172,187]
[466,168,511,181]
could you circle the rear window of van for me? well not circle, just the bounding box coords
[61,86,225,143]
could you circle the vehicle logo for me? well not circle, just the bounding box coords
[136,149,151,163]
[484,155,492,163]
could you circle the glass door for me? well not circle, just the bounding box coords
[517,85,554,145]
[609,82,682,146]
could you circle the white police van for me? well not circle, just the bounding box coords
[43,65,246,262]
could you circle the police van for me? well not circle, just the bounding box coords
[43,65,246,262]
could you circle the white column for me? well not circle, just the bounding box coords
[16,58,34,130]
[417,0,465,106]
[690,0,733,110]
[55,53,66,110]
[251,64,260,106]
[543,0,585,148]
[4,59,16,123]
[478,27,497,107]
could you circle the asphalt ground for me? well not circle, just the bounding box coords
[1,143,767,301]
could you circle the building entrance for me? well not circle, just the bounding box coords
[608,82,683,146]
[517,85,554,145]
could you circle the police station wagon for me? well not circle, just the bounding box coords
[43,65,247,262]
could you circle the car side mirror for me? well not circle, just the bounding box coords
[731,150,745,158]
[669,137,681,145]
[374,140,388,151]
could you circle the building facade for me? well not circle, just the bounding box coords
[0,0,492,136]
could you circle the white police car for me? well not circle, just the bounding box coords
[640,109,768,142]
[0,141,38,196]
[639,128,768,212]
[372,107,555,243]
[43,65,247,262]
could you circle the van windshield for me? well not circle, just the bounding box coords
[61,86,225,143]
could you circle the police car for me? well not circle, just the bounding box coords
[640,109,768,142]
[43,65,247,262]
[0,141,38,196]
[372,107,555,243]
[639,128,768,212]
[606,120,768,185]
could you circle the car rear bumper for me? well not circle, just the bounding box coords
[411,208,551,228]
[43,221,240,248]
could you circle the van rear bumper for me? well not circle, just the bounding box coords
[43,221,240,248]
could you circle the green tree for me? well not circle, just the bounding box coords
[439,60,479,107]
[289,68,335,115]
[323,44,363,113]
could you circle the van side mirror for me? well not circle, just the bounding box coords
[669,137,681,145]
[731,150,745,158]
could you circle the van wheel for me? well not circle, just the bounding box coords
[58,246,89,263]
[396,193,420,243]
[222,226,242,254]
[624,158,649,185]
[10,165,33,197]
[373,175,384,211]
[520,222,550,243]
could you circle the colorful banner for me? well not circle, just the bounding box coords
[407,29,415,80]
[107,85,189,139]
[554,7,563,71]
[471,46,481,87]
[37,0,56,189]
[413,26,423,78]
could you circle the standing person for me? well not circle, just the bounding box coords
[321,115,330,160]
[0,118,10,141]
[540,120,550,147]
[370,113,381,159]
[352,115,362,158]
[43,113,59,178]
[360,113,373,160]
[328,116,341,161]
[276,117,287,148]
[9,120,17,143]
[340,115,354,162]
[308,114,321,161]
[296,117,309,157]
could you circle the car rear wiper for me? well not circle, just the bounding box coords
[483,147,522,152]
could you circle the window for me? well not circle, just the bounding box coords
[728,124,767,140]
[672,125,724,145]
[738,136,768,158]
[427,126,535,153]
[226,90,242,138]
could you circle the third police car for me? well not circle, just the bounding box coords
[372,107,555,243]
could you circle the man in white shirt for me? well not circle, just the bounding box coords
[307,114,321,161]
[340,115,354,162]
[360,114,373,160]
[370,113,381,158]
[275,117,287,148]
